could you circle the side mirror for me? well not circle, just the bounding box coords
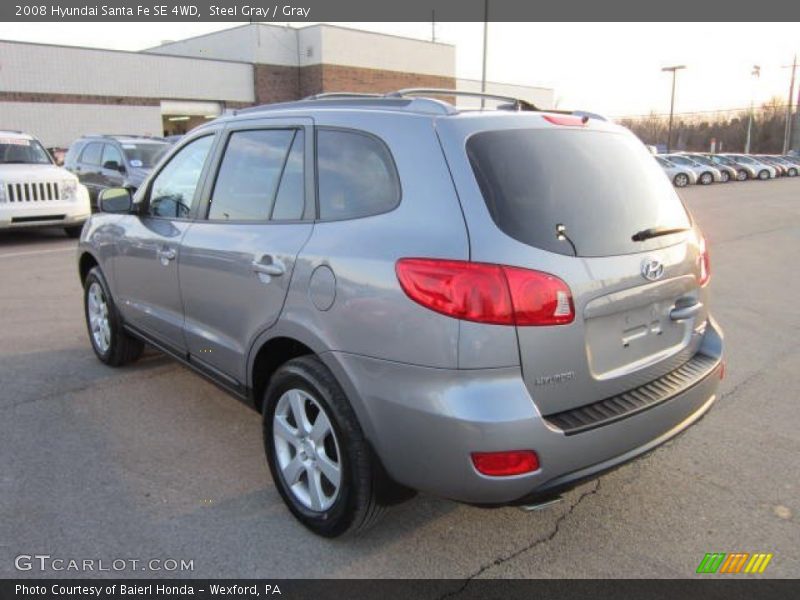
[98,187,133,213]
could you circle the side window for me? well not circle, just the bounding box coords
[208,129,297,221]
[80,142,103,166]
[317,129,400,221]
[101,144,124,169]
[148,135,214,219]
[271,130,305,220]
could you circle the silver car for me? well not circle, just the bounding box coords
[654,155,697,187]
[721,154,776,180]
[662,154,723,185]
[77,91,724,537]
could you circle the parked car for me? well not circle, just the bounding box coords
[662,154,722,185]
[654,155,697,187]
[760,155,798,177]
[683,153,735,182]
[64,135,170,209]
[754,155,787,176]
[77,92,723,537]
[0,130,91,237]
[702,154,751,181]
[720,154,776,180]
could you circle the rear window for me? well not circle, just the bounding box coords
[466,129,691,257]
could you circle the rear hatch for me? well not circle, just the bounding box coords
[437,115,709,416]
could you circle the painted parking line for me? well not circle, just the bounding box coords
[0,246,76,259]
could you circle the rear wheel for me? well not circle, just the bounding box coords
[699,172,713,185]
[736,169,748,181]
[263,356,394,537]
[788,167,798,177]
[758,169,769,180]
[83,267,144,366]
[673,173,689,187]
[719,170,730,183]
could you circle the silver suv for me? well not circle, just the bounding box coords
[77,90,724,537]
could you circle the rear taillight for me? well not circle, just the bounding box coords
[543,114,587,127]
[472,450,540,476]
[698,235,711,286]
[395,258,574,326]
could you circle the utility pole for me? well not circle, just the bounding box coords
[431,10,436,43]
[745,64,760,154]
[782,56,797,154]
[480,0,488,109]
[661,65,686,153]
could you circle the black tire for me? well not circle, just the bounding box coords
[673,173,689,188]
[64,225,83,238]
[263,356,394,537]
[736,169,748,181]
[83,266,144,366]
[699,172,713,185]
[758,169,769,180]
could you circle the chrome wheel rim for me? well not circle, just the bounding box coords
[87,282,111,353]
[273,389,342,512]
[675,174,688,187]
[737,171,747,181]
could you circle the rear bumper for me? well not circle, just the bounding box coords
[327,317,723,504]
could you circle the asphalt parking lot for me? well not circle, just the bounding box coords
[1,178,798,580]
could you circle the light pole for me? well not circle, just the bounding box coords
[480,0,489,109]
[745,64,760,154]
[662,65,686,153]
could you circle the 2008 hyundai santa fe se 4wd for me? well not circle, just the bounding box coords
[77,90,724,537]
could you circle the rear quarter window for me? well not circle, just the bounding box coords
[466,128,691,257]
[316,129,400,221]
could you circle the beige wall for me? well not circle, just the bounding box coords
[0,41,254,103]
[0,103,163,147]
[456,79,555,110]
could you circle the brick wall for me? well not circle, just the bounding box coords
[251,63,455,105]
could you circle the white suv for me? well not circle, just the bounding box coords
[0,130,91,237]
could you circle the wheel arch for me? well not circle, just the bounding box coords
[78,251,100,286]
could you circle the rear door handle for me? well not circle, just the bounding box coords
[670,301,703,321]
[252,256,285,277]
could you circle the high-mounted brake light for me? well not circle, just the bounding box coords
[395,258,575,326]
[543,114,587,127]
[472,450,540,477]
[698,235,711,286]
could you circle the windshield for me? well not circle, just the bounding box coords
[0,138,53,165]
[733,155,756,164]
[466,128,691,257]
[689,155,714,166]
[667,155,696,167]
[120,142,169,168]
[712,156,734,166]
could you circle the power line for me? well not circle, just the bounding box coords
[612,104,794,120]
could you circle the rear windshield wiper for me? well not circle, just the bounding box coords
[631,226,690,242]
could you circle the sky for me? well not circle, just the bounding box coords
[0,21,797,117]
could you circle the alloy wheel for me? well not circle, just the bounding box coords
[87,282,111,353]
[273,389,342,512]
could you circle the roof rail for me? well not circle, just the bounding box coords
[303,92,383,100]
[386,88,540,111]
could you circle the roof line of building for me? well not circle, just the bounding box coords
[145,22,456,51]
[0,37,254,67]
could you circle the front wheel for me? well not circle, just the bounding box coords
[83,267,144,366]
[758,169,770,180]
[720,170,730,183]
[699,172,713,185]
[673,173,689,187]
[263,356,394,537]
[788,167,798,177]
[736,169,748,181]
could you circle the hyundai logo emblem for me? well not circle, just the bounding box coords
[641,258,665,281]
